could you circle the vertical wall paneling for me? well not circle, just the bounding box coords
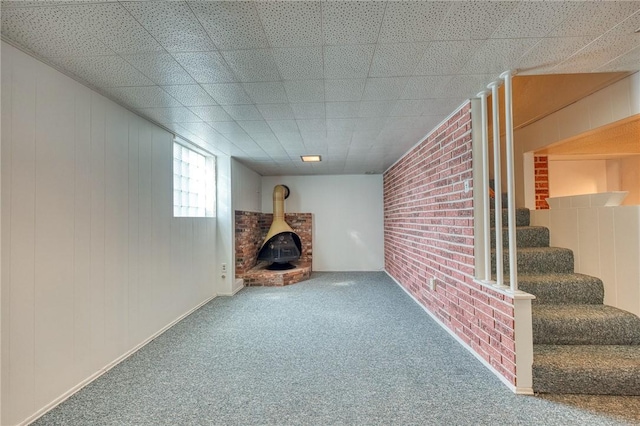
[1,42,217,425]
[7,47,38,419]
[127,115,140,348]
[89,93,108,372]
[73,85,93,384]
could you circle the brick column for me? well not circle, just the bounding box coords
[534,155,549,209]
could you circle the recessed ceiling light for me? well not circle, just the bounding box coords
[301,155,321,162]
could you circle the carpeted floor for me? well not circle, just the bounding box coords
[34,272,640,425]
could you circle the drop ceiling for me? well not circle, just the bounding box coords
[2,1,639,176]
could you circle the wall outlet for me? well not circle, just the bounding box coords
[464,179,471,193]
[221,263,227,273]
[428,277,436,291]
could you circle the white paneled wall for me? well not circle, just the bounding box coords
[1,43,216,425]
[261,175,384,271]
[232,158,262,213]
[531,206,640,317]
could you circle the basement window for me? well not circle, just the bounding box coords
[173,141,215,217]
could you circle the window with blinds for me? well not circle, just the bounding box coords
[173,142,215,217]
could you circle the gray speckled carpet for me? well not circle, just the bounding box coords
[34,272,640,425]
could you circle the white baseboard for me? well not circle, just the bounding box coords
[18,295,216,426]
[385,271,531,395]
[218,278,244,296]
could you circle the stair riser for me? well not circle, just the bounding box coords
[533,367,640,395]
[491,250,574,274]
[490,227,549,249]
[521,280,604,305]
[489,209,530,227]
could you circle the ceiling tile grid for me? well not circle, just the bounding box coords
[1,0,639,176]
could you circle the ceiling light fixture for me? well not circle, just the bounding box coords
[301,155,321,162]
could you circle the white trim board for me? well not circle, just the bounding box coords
[16,296,217,426]
[385,271,534,395]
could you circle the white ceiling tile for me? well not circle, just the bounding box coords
[189,106,233,122]
[161,85,217,107]
[267,120,299,135]
[441,75,495,99]
[369,43,429,77]
[297,119,327,134]
[553,13,640,72]
[490,2,581,39]
[106,86,181,108]
[400,76,454,100]
[256,1,322,47]
[221,105,263,121]
[276,132,304,147]
[272,47,324,80]
[48,55,154,87]
[358,101,394,117]
[256,104,295,120]
[1,6,113,57]
[61,3,163,54]
[517,37,596,73]
[459,38,540,75]
[350,131,378,147]
[208,121,246,134]
[122,1,216,52]
[221,49,281,82]
[300,132,328,147]
[238,121,273,136]
[323,45,375,79]
[362,78,408,101]
[326,118,357,133]
[200,83,252,105]
[172,52,236,84]
[421,98,466,117]
[322,1,386,45]
[326,102,360,119]
[137,107,202,124]
[291,103,325,119]
[122,53,196,85]
[250,131,280,145]
[413,40,485,75]
[354,117,386,133]
[436,2,518,41]
[597,45,640,72]
[378,2,451,43]
[243,82,288,104]
[187,1,268,50]
[324,79,366,102]
[283,80,325,103]
[389,100,427,117]
[179,122,229,145]
[548,1,640,37]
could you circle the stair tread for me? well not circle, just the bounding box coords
[532,304,640,345]
[533,345,640,395]
[503,273,604,304]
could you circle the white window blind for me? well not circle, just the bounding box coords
[173,142,215,217]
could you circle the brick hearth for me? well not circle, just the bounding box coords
[235,210,312,286]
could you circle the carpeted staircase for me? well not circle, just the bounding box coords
[490,206,640,395]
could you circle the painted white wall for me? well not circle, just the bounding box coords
[517,72,640,207]
[232,159,262,213]
[261,175,384,271]
[548,160,609,197]
[531,205,640,317]
[1,42,217,425]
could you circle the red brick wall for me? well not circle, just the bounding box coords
[534,155,550,209]
[235,211,313,277]
[384,102,518,386]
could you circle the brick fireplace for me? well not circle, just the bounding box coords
[235,211,312,286]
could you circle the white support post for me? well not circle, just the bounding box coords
[476,90,492,282]
[500,70,518,292]
[487,81,503,286]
